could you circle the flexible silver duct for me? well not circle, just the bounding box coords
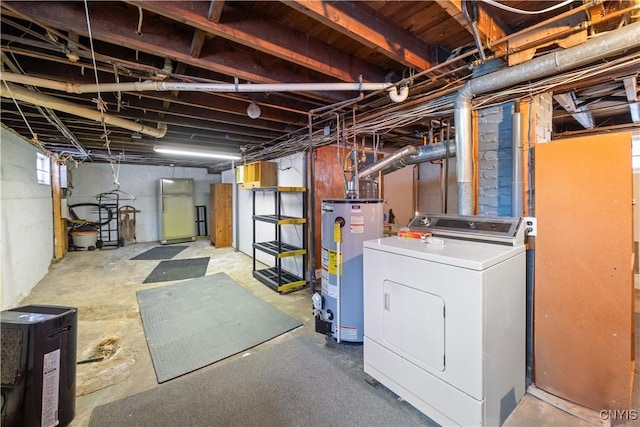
[455,20,640,215]
[356,141,456,180]
[358,145,417,178]
[377,142,456,176]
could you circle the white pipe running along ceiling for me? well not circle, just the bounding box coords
[0,82,167,138]
[0,73,405,96]
[0,73,409,138]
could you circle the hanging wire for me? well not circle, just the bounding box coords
[482,0,575,15]
[1,79,42,147]
[83,0,120,188]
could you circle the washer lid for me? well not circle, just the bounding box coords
[364,236,524,270]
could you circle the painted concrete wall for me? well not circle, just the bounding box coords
[236,154,306,277]
[418,158,458,215]
[383,165,415,226]
[1,127,54,309]
[478,102,515,217]
[67,163,221,243]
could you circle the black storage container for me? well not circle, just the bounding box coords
[1,305,77,427]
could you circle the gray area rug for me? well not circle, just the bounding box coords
[136,272,303,383]
[130,245,188,260]
[142,257,209,283]
[89,336,431,427]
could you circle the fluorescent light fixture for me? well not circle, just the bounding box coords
[153,145,241,160]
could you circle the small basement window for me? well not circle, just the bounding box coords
[36,152,51,185]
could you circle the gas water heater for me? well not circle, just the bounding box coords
[315,199,383,342]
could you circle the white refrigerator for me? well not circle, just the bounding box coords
[158,178,196,244]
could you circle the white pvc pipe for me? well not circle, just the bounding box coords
[0,73,394,94]
[512,112,523,217]
[0,82,167,138]
[388,85,409,103]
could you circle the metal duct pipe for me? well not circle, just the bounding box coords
[378,142,457,175]
[0,73,394,94]
[512,112,523,217]
[0,82,167,138]
[455,20,640,215]
[358,145,417,178]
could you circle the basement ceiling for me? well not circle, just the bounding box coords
[1,1,639,171]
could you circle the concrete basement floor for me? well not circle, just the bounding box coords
[16,239,639,426]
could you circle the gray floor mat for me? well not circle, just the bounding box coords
[89,335,432,427]
[136,272,303,383]
[142,257,209,283]
[130,245,188,260]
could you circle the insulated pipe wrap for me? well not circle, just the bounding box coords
[0,83,167,138]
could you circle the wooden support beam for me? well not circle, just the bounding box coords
[51,155,66,260]
[190,29,207,58]
[507,14,587,66]
[3,1,344,100]
[553,92,595,129]
[623,77,639,123]
[207,0,225,23]
[284,0,439,72]
[126,0,386,82]
[438,0,509,55]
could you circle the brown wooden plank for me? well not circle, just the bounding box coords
[207,0,225,23]
[126,0,386,82]
[3,1,340,91]
[210,183,232,247]
[313,145,349,270]
[436,0,509,54]
[534,132,634,410]
[51,155,65,259]
[190,29,207,58]
[285,0,439,72]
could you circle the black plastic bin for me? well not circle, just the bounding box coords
[1,305,78,427]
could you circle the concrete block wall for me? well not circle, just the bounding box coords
[536,93,553,143]
[1,127,54,309]
[478,102,515,217]
[68,163,221,243]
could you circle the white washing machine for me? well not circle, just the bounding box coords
[363,214,527,426]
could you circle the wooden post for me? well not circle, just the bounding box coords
[51,155,66,259]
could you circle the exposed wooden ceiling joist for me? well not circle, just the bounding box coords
[125,0,387,83]
[283,0,440,73]
[623,77,639,122]
[437,0,509,55]
[1,0,637,169]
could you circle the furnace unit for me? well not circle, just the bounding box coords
[363,214,528,426]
